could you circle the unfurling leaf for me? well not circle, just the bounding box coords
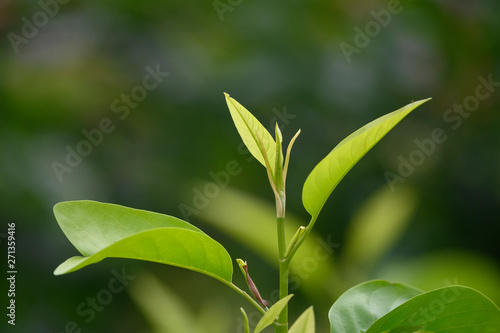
[237,258,268,308]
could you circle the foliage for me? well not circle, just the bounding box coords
[53,95,500,332]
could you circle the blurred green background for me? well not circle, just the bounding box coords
[1,0,499,332]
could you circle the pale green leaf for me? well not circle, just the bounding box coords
[290,306,315,333]
[302,99,431,217]
[283,129,301,184]
[366,286,500,333]
[254,294,294,333]
[53,201,232,283]
[224,93,276,175]
[329,280,422,333]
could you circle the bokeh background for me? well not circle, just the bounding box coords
[1,0,499,332]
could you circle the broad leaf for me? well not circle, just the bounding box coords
[54,200,202,256]
[54,228,233,282]
[290,306,315,333]
[302,99,431,217]
[54,201,232,283]
[225,93,277,175]
[329,280,422,333]
[366,286,500,333]
[254,294,294,333]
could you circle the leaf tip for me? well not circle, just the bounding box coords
[53,201,64,214]
[413,97,432,105]
[275,123,283,143]
[53,266,65,276]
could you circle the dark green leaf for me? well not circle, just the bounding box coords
[329,280,422,333]
[366,286,500,333]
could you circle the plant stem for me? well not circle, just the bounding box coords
[276,215,289,333]
[277,216,286,260]
[276,258,289,333]
[275,215,319,332]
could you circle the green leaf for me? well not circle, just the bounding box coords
[224,93,276,176]
[329,280,423,333]
[290,306,315,333]
[254,294,294,333]
[283,129,301,185]
[53,201,232,283]
[366,286,500,333]
[302,99,431,217]
[54,200,202,256]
